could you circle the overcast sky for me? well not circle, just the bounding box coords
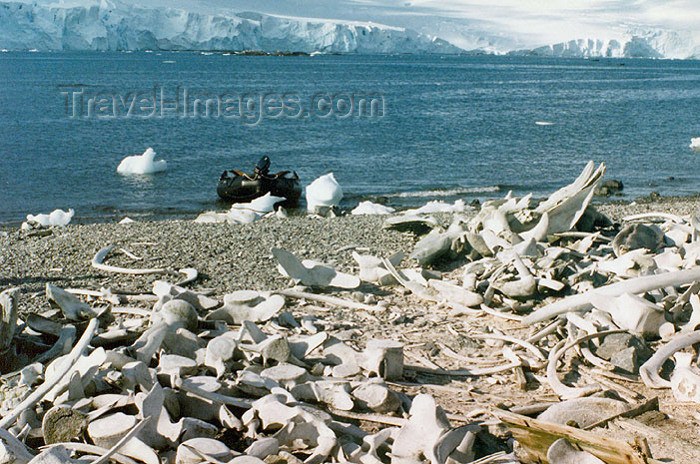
[43,0,700,50]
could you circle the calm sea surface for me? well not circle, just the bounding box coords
[1,52,700,224]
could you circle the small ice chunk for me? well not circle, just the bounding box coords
[26,208,74,227]
[690,137,700,153]
[306,173,343,214]
[118,217,135,224]
[402,199,469,215]
[351,201,395,215]
[535,121,554,126]
[117,148,167,175]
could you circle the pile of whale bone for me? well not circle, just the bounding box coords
[3,160,700,463]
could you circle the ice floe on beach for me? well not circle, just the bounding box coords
[195,192,285,224]
[306,173,343,216]
[23,208,74,228]
[351,201,395,215]
[690,138,700,152]
[117,148,167,175]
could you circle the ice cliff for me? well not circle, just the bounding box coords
[508,28,700,59]
[0,0,459,53]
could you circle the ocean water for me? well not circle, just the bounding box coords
[1,52,700,224]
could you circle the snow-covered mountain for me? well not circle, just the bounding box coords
[0,0,459,53]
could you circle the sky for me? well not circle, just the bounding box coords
[39,0,700,51]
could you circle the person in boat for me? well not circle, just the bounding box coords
[217,156,301,206]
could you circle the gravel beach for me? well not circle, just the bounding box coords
[3,194,700,306]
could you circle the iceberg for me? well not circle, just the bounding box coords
[691,138,700,153]
[351,201,395,216]
[305,173,343,215]
[25,208,75,227]
[117,148,167,175]
[0,1,459,53]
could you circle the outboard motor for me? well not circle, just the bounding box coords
[254,156,271,177]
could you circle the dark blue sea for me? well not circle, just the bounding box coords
[1,52,700,224]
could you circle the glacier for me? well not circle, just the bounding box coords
[0,0,459,53]
[508,28,700,60]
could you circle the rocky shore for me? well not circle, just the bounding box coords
[2,188,700,463]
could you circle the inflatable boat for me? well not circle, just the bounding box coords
[217,156,302,205]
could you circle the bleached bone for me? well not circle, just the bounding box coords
[659,322,676,341]
[352,251,404,286]
[158,354,198,383]
[273,248,360,289]
[590,293,665,337]
[391,394,451,464]
[136,383,181,449]
[435,426,477,464]
[352,382,401,413]
[153,281,218,312]
[523,266,700,325]
[612,223,665,257]
[45,346,107,403]
[622,212,684,224]
[205,332,238,378]
[177,438,236,464]
[243,394,336,464]
[178,378,252,410]
[384,215,441,234]
[595,248,656,278]
[471,334,546,362]
[360,428,393,464]
[496,254,536,299]
[546,330,624,399]
[427,280,483,308]
[444,427,477,464]
[322,337,362,378]
[45,284,96,321]
[88,412,136,448]
[164,328,206,360]
[26,445,76,464]
[670,352,700,403]
[133,300,199,364]
[90,416,152,464]
[153,299,199,331]
[260,363,309,389]
[537,397,630,429]
[360,340,404,380]
[92,245,167,275]
[121,361,156,392]
[681,294,700,334]
[0,289,19,354]
[206,294,285,324]
[640,330,700,388]
[291,381,354,411]
[534,161,605,235]
[245,437,279,460]
[409,225,460,266]
[381,258,440,302]
[0,317,98,429]
[277,289,384,313]
[547,438,605,464]
[520,212,549,243]
[0,427,34,464]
